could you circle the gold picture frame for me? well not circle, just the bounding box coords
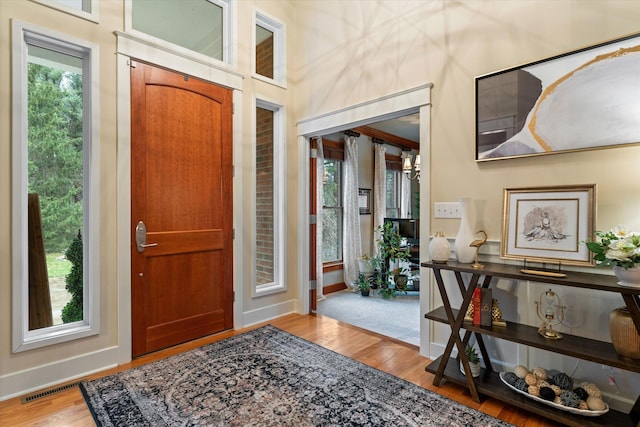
[501,185,596,266]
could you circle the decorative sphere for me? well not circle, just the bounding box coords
[514,378,528,392]
[539,387,555,401]
[573,387,588,401]
[429,232,451,262]
[528,385,540,396]
[514,365,529,379]
[586,396,607,411]
[581,383,602,398]
[533,367,547,380]
[552,372,573,390]
[560,390,580,408]
[525,373,537,386]
[503,372,518,385]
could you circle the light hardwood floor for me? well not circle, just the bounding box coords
[0,313,560,426]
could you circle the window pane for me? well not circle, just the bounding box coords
[256,107,274,285]
[323,159,341,208]
[256,24,274,79]
[322,159,343,263]
[27,44,84,329]
[322,208,343,262]
[386,170,400,218]
[132,0,223,60]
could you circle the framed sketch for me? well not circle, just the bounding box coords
[358,188,371,215]
[501,185,596,266]
[476,32,640,161]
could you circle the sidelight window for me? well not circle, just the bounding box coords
[254,100,285,295]
[12,21,100,352]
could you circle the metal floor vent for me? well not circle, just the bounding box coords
[22,381,80,403]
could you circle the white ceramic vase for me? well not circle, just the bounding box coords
[429,232,451,263]
[454,197,476,263]
[614,266,640,287]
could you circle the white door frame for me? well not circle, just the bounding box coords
[295,84,433,356]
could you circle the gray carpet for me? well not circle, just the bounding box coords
[80,325,513,426]
[317,290,420,346]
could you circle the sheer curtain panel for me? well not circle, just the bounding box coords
[342,137,362,289]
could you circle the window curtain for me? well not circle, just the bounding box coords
[400,172,411,218]
[342,136,362,289]
[373,144,387,254]
[316,137,325,300]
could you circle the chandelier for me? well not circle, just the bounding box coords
[402,152,420,181]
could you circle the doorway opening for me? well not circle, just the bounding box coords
[312,114,421,346]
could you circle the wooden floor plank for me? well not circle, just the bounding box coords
[0,313,560,426]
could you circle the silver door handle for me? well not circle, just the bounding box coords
[135,221,158,252]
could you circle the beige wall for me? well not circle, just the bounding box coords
[292,0,640,237]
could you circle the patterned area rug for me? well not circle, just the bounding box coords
[80,325,513,426]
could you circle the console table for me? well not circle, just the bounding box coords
[422,260,640,427]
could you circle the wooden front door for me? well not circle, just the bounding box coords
[131,62,233,357]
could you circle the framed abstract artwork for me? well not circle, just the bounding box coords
[476,32,640,161]
[501,185,596,266]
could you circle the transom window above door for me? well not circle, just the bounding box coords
[129,0,232,64]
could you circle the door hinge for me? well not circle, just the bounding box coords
[232,103,235,114]
[233,228,235,239]
[309,215,317,225]
[129,59,137,68]
[233,291,235,302]
[310,280,317,290]
[310,148,318,159]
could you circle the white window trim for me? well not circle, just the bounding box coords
[253,9,287,88]
[123,0,235,68]
[29,0,99,23]
[11,20,100,352]
[253,98,286,297]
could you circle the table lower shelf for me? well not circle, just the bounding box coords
[425,356,636,427]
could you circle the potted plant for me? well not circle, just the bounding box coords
[586,225,640,286]
[460,344,481,377]
[374,221,411,298]
[354,273,371,296]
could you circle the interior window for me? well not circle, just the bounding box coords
[12,22,100,352]
[322,159,343,263]
[386,170,400,218]
[132,0,225,61]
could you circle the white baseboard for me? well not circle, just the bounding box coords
[241,299,298,328]
[0,346,119,401]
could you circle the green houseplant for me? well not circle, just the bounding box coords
[460,344,481,377]
[373,221,411,298]
[354,273,371,296]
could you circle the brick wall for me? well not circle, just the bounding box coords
[256,107,274,285]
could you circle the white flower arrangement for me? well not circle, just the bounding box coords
[586,225,640,269]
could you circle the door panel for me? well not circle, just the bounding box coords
[131,62,233,357]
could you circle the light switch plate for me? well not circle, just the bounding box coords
[434,202,461,218]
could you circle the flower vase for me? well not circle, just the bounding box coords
[609,306,640,359]
[454,198,476,264]
[614,266,640,287]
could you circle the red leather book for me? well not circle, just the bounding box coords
[472,287,482,325]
